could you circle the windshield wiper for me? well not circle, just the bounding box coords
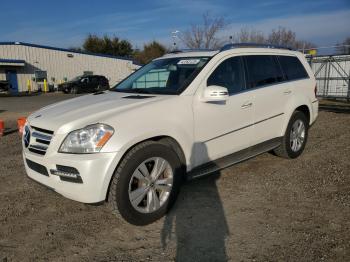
[112,88,177,95]
[130,88,153,94]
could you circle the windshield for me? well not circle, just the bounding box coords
[112,57,210,95]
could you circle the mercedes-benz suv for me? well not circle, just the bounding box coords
[22,44,318,225]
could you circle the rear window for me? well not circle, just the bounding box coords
[244,55,284,88]
[278,56,309,81]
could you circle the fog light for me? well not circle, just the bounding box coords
[50,169,79,179]
[50,165,82,183]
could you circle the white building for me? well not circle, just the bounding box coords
[0,42,139,93]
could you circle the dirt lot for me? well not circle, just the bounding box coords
[0,95,349,261]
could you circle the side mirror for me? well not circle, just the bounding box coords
[202,85,229,102]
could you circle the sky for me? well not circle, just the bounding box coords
[0,0,349,51]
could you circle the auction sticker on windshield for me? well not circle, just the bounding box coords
[177,59,201,65]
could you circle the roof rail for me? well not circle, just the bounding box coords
[220,43,293,52]
[168,48,214,54]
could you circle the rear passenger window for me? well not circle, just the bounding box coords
[207,57,245,95]
[278,56,309,81]
[244,55,284,88]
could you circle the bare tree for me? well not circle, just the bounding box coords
[232,28,266,43]
[336,37,350,54]
[267,27,295,46]
[293,40,317,52]
[180,13,226,49]
[267,27,316,50]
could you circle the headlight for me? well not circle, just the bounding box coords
[59,124,114,153]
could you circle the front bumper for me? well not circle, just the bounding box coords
[23,150,121,203]
[57,85,69,92]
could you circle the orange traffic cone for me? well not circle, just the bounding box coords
[17,117,26,135]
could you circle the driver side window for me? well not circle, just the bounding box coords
[207,56,245,95]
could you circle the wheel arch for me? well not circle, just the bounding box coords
[105,135,187,201]
[281,103,312,137]
[295,105,310,124]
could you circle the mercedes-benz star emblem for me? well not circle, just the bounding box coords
[23,126,31,148]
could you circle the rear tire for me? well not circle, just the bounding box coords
[273,111,309,159]
[108,141,183,225]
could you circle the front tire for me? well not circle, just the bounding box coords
[273,111,309,159]
[70,86,79,94]
[108,141,183,225]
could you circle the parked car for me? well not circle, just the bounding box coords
[58,75,109,94]
[23,44,318,225]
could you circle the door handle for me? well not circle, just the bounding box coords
[284,90,292,95]
[241,102,253,109]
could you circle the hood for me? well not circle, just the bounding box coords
[27,91,168,134]
[59,80,76,86]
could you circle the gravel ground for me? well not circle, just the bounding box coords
[0,95,349,261]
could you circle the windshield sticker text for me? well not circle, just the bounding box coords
[177,59,201,65]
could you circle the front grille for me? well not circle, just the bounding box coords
[31,126,54,135]
[26,159,49,176]
[28,126,54,155]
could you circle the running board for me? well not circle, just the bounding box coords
[187,137,282,180]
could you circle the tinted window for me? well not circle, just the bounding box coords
[278,56,309,81]
[244,55,284,88]
[91,76,98,83]
[207,57,245,95]
[81,77,89,83]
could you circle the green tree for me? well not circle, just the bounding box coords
[134,41,167,64]
[82,34,133,57]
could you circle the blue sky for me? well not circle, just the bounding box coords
[0,0,349,50]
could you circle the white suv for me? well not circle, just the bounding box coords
[23,44,318,225]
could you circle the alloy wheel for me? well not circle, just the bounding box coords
[290,119,305,152]
[128,157,173,213]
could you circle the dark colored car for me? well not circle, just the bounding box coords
[0,80,9,92]
[58,75,110,94]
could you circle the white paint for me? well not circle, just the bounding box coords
[23,47,318,204]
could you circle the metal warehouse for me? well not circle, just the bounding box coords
[0,42,139,93]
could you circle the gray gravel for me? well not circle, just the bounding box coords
[0,93,79,113]
[0,96,349,261]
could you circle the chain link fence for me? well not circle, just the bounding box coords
[308,55,350,101]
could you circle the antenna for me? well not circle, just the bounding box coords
[171,30,180,51]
